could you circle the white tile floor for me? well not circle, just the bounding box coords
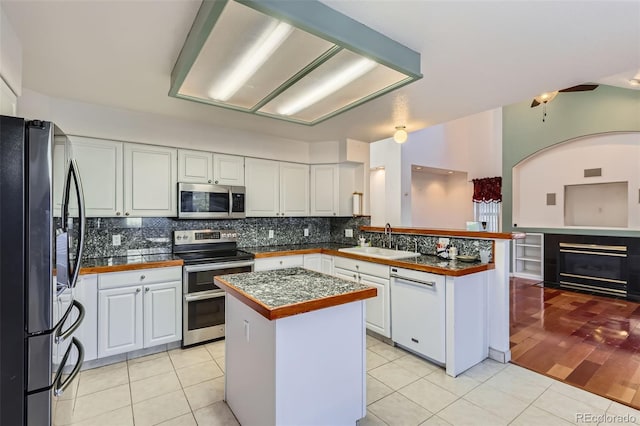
[53,335,640,425]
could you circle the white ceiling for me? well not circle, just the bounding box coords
[3,0,639,143]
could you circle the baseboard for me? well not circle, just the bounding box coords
[488,347,511,364]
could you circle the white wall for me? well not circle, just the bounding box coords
[18,89,311,163]
[370,108,502,227]
[513,132,640,229]
[0,4,22,96]
[411,171,473,228]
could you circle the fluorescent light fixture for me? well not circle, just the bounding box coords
[208,21,294,101]
[277,58,377,116]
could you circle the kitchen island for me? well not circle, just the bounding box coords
[214,268,376,426]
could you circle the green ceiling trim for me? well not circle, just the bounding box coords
[169,0,228,97]
[250,45,343,112]
[238,0,422,79]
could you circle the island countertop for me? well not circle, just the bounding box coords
[215,268,377,321]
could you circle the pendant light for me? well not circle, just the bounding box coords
[393,126,408,144]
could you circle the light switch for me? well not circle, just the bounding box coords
[112,234,121,246]
[268,230,274,239]
[304,228,309,237]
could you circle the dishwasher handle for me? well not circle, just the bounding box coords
[390,273,436,288]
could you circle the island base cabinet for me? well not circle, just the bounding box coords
[225,294,366,426]
[445,273,489,377]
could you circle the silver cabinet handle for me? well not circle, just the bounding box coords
[215,180,219,184]
[136,288,141,293]
[390,273,436,287]
[116,211,121,216]
[208,179,212,183]
[145,287,149,293]
[125,212,130,216]
[279,260,283,265]
[140,275,146,280]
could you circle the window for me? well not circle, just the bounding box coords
[474,202,500,232]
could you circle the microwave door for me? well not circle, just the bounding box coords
[57,159,86,290]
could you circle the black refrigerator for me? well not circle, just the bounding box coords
[1,115,87,425]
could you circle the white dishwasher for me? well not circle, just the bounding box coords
[390,267,446,364]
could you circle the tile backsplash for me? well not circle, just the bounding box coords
[82,216,371,260]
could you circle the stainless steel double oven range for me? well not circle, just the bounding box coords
[173,230,254,346]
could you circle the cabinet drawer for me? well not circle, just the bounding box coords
[333,257,389,278]
[254,255,304,271]
[99,266,182,289]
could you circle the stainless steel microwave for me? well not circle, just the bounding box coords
[178,183,246,219]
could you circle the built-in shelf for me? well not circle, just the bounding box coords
[512,233,544,280]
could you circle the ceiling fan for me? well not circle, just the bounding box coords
[530,84,599,121]
[530,84,599,107]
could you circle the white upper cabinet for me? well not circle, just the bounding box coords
[245,158,309,217]
[245,158,280,216]
[280,162,309,216]
[178,149,213,183]
[124,143,177,217]
[178,150,244,186]
[310,164,339,216]
[214,154,244,186]
[67,136,124,217]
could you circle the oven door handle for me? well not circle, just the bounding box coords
[184,261,255,273]
[185,291,226,302]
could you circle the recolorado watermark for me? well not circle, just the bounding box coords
[576,413,637,423]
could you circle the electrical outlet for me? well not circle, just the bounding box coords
[304,228,309,237]
[112,234,121,246]
[345,229,353,238]
[268,230,274,239]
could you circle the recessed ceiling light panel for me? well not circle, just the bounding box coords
[170,0,422,125]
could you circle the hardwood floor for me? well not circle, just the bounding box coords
[510,277,640,409]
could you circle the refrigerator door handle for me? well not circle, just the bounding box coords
[61,159,86,289]
[52,337,84,397]
[55,300,85,344]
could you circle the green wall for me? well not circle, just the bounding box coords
[502,85,640,236]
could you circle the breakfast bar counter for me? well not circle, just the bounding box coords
[215,268,376,426]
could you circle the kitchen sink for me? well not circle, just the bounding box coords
[338,246,420,260]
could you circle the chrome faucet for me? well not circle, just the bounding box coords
[384,223,392,248]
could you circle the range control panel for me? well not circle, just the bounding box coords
[174,229,238,245]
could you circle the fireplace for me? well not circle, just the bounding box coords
[544,234,640,301]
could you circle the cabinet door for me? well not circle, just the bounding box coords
[245,158,279,217]
[143,281,182,347]
[254,255,304,272]
[124,143,177,217]
[280,162,309,216]
[321,255,334,275]
[303,254,322,273]
[310,165,339,216]
[334,267,358,282]
[68,137,123,217]
[178,149,213,183]
[73,274,98,362]
[98,286,143,358]
[214,154,244,185]
[359,273,390,338]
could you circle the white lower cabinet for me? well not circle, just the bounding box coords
[73,274,98,362]
[303,253,321,272]
[390,267,446,364]
[254,255,304,272]
[333,257,390,338]
[321,254,334,275]
[97,267,181,358]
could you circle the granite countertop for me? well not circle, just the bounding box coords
[245,243,492,276]
[242,242,352,256]
[215,267,377,320]
[79,253,183,274]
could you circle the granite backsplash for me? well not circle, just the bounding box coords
[81,216,371,260]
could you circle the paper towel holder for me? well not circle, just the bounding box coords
[352,192,363,216]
